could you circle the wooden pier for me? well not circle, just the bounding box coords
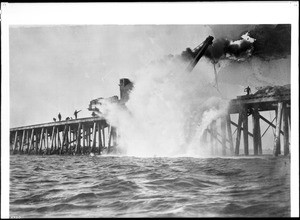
[10,117,118,155]
[10,86,291,157]
[205,86,290,156]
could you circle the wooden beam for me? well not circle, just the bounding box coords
[57,127,61,153]
[91,122,97,153]
[261,116,276,138]
[226,114,234,155]
[12,131,18,154]
[108,125,112,153]
[221,117,226,156]
[102,126,106,148]
[259,114,284,135]
[87,126,91,150]
[75,123,81,154]
[98,123,102,155]
[60,125,68,155]
[25,130,29,153]
[283,102,289,156]
[38,127,44,154]
[257,117,262,155]
[45,128,48,154]
[82,124,86,154]
[207,129,225,146]
[50,126,56,154]
[252,106,259,155]
[20,130,26,154]
[29,129,34,154]
[273,102,283,156]
[230,121,253,137]
[242,108,249,155]
[235,110,243,155]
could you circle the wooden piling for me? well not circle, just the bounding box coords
[273,102,283,156]
[235,110,243,156]
[57,127,61,153]
[91,122,97,153]
[13,131,18,154]
[29,129,34,154]
[108,125,112,153]
[19,130,25,154]
[226,114,234,155]
[257,113,262,155]
[49,126,55,154]
[102,126,106,149]
[282,102,289,156]
[242,107,249,155]
[25,130,30,154]
[221,117,226,156]
[82,124,86,154]
[252,106,259,155]
[98,123,103,155]
[87,126,90,152]
[75,123,82,154]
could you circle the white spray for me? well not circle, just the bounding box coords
[99,56,229,157]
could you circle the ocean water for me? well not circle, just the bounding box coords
[10,154,290,218]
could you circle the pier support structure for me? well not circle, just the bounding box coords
[203,93,290,157]
[10,117,117,155]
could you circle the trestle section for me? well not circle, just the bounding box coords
[10,118,117,155]
[203,100,290,157]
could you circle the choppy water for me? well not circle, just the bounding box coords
[10,154,290,217]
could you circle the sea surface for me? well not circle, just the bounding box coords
[10,155,290,218]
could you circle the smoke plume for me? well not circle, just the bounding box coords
[205,24,291,62]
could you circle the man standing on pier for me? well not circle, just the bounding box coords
[74,110,81,119]
[58,113,62,121]
[244,86,251,95]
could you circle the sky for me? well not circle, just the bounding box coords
[9,25,216,127]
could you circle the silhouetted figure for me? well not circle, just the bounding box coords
[74,110,81,119]
[53,118,56,122]
[66,117,70,121]
[92,112,97,117]
[58,113,62,121]
[244,86,251,95]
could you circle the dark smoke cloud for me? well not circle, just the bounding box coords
[249,24,291,60]
[204,24,291,62]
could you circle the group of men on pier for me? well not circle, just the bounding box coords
[53,110,81,122]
